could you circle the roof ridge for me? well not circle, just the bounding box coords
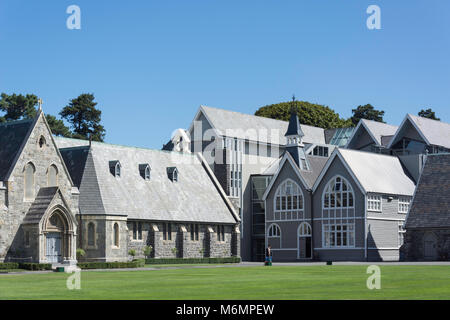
[201,105,325,130]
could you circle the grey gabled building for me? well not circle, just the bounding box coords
[262,109,416,261]
[403,154,450,260]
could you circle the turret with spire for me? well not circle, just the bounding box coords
[285,96,309,170]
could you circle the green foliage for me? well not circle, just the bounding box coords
[143,245,153,258]
[418,108,440,121]
[0,93,38,122]
[0,262,19,270]
[77,260,144,269]
[60,93,106,142]
[350,104,385,126]
[18,263,52,271]
[45,114,72,137]
[145,257,241,265]
[128,249,136,257]
[76,248,86,260]
[255,100,351,129]
[171,247,178,256]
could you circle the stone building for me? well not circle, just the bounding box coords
[0,110,78,264]
[403,154,450,260]
[56,137,240,262]
[0,109,239,265]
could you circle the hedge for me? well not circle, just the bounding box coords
[18,263,52,271]
[77,259,145,270]
[145,257,241,265]
[0,262,19,270]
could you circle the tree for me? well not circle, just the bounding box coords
[60,93,106,142]
[350,104,385,126]
[0,93,38,122]
[418,108,440,121]
[255,100,351,129]
[45,114,72,137]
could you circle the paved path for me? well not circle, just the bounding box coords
[1,261,449,275]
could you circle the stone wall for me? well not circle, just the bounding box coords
[402,228,450,261]
[0,113,79,262]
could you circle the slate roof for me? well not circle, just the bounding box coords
[197,105,326,145]
[22,187,59,224]
[0,119,33,180]
[406,114,450,149]
[338,149,416,196]
[347,119,398,148]
[263,154,328,189]
[57,138,237,224]
[406,154,450,229]
[361,119,398,146]
[285,110,304,137]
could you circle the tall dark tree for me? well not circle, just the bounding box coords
[45,114,72,137]
[255,100,351,129]
[350,104,385,126]
[418,108,440,121]
[0,93,38,122]
[60,93,106,142]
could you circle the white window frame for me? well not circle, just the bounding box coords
[267,223,281,238]
[398,197,411,214]
[273,179,304,221]
[367,194,382,212]
[321,176,356,248]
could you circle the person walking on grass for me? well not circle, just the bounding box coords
[265,244,272,266]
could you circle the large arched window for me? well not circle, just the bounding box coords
[267,224,281,238]
[87,222,95,246]
[322,176,355,248]
[24,162,36,201]
[113,223,120,247]
[274,179,304,220]
[48,165,58,187]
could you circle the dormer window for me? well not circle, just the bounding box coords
[139,164,151,180]
[109,160,121,177]
[167,167,178,182]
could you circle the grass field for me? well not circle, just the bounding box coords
[0,265,449,300]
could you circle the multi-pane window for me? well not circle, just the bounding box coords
[132,222,142,240]
[267,224,281,238]
[228,138,243,197]
[274,179,304,221]
[191,224,199,241]
[163,223,172,241]
[367,195,382,212]
[313,146,329,157]
[322,176,355,248]
[398,197,411,214]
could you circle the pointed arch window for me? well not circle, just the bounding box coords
[48,164,58,187]
[139,164,151,180]
[109,161,121,177]
[88,222,95,246]
[24,162,36,201]
[274,179,304,221]
[113,223,120,247]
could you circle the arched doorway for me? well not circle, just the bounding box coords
[42,209,74,263]
[423,232,438,260]
[298,222,312,259]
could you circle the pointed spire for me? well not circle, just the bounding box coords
[285,95,304,138]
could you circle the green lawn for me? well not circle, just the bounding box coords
[0,265,449,300]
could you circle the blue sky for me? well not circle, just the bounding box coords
[0,1,449,149]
